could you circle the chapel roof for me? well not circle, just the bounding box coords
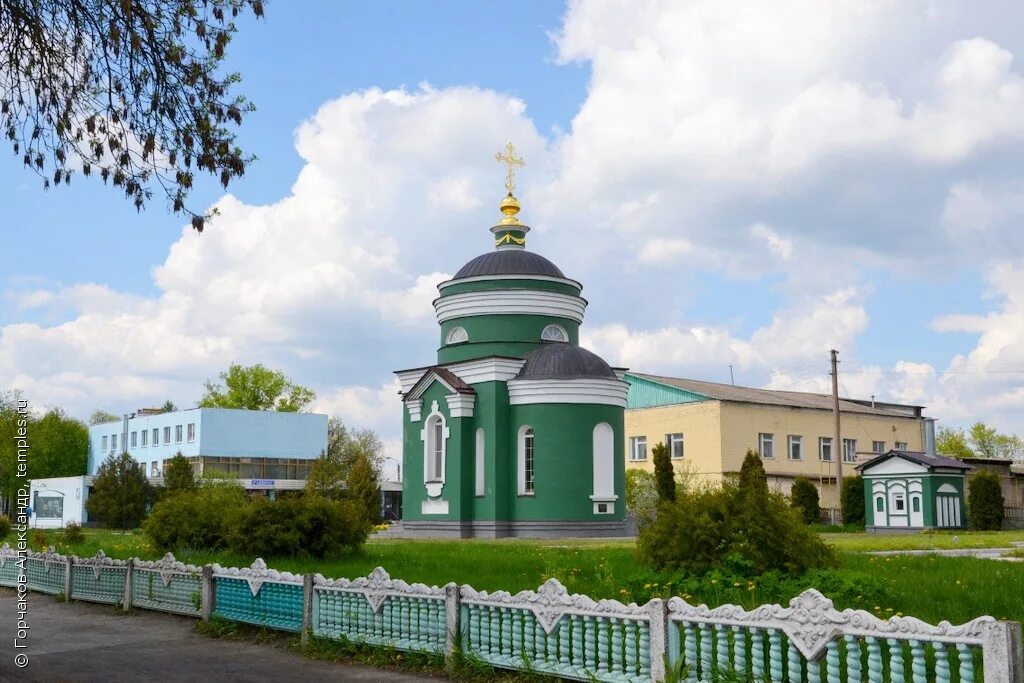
[515,343,619,380]
[855,450,973,472]
[452,250,565,280]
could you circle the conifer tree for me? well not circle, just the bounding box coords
[652,442,676,503]
[163,452,196,495]
[86,452,151,532]
[347,452,381,526]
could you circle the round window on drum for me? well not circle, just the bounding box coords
[446,326,469,344]
[541,324,568,342]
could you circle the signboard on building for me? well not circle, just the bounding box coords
[250,479,275,489]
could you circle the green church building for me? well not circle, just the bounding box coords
[394,145,628,538]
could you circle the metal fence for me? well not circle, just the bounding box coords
[1,543,1021,682]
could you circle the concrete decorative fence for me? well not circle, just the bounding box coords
[1,543,1021,682]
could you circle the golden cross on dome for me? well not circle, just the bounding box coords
[495,142,525,195]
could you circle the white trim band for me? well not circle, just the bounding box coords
[446,393,475,418]
[438,273,583,291]
[434,290,588,324]
[507,378,630,407]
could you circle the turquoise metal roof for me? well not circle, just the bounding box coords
[625,373,710,409]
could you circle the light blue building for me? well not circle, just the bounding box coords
[31,407,327,529]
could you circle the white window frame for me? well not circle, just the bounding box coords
[175,425,183,444]
[102,435,108,451]
[140,429,148,447]
[541,324,568,342]
[163,426,171,444]
[666,433,684,460]
[130,431,137,448]
[187,423,195,442]
[446,326,469,345]
[895,441,908,451]
[843,438,857,463]
[759,433,774,459]
[592,423,616,508]
[111,434,118,451]
[872,440,885,454]
[518,425,536,495]
[150,461,159,477]
[819,437,833,462]
[152,428,159,446]
[788,435,803,461]
[629,436,648,462]
[474,428,485,497]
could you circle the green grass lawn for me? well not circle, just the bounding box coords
[7,528,1024,627]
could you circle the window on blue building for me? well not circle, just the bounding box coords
[187,423,195,441]
[102,435,108,451]
[131,431,137,448]
[163,426,171,444]
[141,430,148,447]
[175,425,183,443]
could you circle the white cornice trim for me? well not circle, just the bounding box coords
[437,273,583,291]
[434,290,588,324]
[396,368,427,394]
[406,370,461,401]
[406,399,422,422]
[446,393,475,418]
[507,378,630,407]
[446,357,525,385]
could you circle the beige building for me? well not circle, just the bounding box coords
[624,373,928,510]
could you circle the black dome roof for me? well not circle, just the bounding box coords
[516,344,617,380]
[454,250,565,280]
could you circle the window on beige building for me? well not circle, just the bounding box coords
[819,437,833,461]
[895,441,908,450]
[665,433,684,459]
[759,433,774,459]
[872,440,885,453]
[788,435,803,460]
[843,438,857,462]
[629,436,648,461]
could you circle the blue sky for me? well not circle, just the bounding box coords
[4,1,1024,453]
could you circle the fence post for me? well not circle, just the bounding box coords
[201,565,215,621]
[63,556,73,602]
[648,598,667,682]
[301,573,314,647]
[984,620,1024,683]
[123,558,134,611]
[444,582,460,659]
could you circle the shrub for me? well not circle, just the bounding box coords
[639,450,835,575]
[227,496,369,559]
[31,529,48,550]
[86,452,151,531]
[163,452,196,495]
[790,477,820,525]
[625,469,658,528]
[143,480,247,551]
[967,471,1004,530]
[0,515,10,538]
[652,442,675,503]
[60,521,84,544]
[840,475,865,526]
[346,452,381,525]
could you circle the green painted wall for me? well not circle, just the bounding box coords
[507,403,625,522]
[437,313,580,364]
[469,380,510,521]
[625,374,709,409]
[862,471,968,528]
[439,278,581,297]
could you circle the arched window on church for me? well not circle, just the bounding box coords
[426,414,445,482]
[592,422,615,514]
[446,326,469,344]
[518,426,535,495]
[541,324,568,342]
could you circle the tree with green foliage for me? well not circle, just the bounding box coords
[86,452,151,532]
[160,400,178,413]
[144,479,246,551]
[89,410,119,425]
[967,421,1024,460]
[347,452,381,525]
[306,421,384,500]
[639,449,834,575]
[625,469,658,528]
[199,362,315,412]
[162,453,196,495]
[790,477,820,525]
[841,475,866,526]
[967,471,1005,530]
[0,0,264,231]
[937,426,974,459]
[652,442,675,504]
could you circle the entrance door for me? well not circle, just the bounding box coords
[909,493,923,527]
[936,495,962,527]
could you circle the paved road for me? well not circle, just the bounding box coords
[0,590,440,682]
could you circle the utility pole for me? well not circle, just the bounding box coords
[831,349,843,507]
[729,364,735,386]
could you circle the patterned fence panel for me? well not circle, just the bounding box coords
[71,550,128,605]
[460,578,664,682]
[133,553,203,616]
[312,567,450,653]
[25,547,67,595]
[0,543,20,588]
[667,588,1019,683]
[212,559,304,632]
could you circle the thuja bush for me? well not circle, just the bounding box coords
[226,496,369,559]
[968,471,1005,531]
[0,515,10,538]
[144,481,247,552]
[639,450,835,575]
[790,477,821,525]
[840,475,865,526]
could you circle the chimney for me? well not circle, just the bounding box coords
[923,418,936,456]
